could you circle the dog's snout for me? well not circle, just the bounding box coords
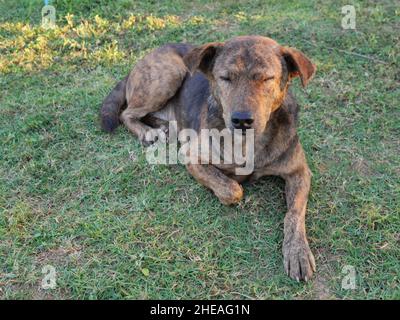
[231,111,254,130]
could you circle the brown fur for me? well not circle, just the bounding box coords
[100,36,317,281]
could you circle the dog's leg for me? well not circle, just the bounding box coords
[282,164,316,281]
[121,108,167,146]
[121,44,189,145]
[186,164,243,205]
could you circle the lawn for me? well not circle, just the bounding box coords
[0,0,399,299]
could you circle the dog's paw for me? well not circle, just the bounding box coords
[283,236,316,282]
[215,182,243,205]
[141,126,168,146]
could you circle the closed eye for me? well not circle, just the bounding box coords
[263,76,275,82]
[220,76,231,82]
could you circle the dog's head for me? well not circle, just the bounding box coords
[184,36,316,135]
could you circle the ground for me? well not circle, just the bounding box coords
[0,0,399,299]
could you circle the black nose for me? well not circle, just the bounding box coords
[231,111,254,130]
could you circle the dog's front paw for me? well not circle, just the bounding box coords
[283,236,316,282]
[215,182,243,205]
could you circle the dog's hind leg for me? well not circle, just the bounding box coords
[120,110,160,146]
[121,44,191,145]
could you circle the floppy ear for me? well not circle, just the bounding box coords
[183,42,223,76]
[281,47,316,87]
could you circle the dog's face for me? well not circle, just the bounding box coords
[184,36,316,135]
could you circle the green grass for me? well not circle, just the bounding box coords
[0,0,399,299]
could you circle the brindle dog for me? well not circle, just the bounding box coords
[101,36,317,281]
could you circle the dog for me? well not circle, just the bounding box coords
[100,35,317,281]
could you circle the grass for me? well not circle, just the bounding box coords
[0,0,399,299]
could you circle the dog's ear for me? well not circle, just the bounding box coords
[281,47,316,87]
[183,42,223,76]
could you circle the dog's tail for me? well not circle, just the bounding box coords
[100,76,129,133]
